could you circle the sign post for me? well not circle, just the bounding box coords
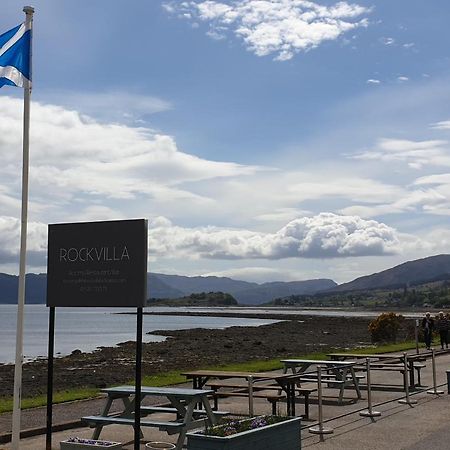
[46,219,148,450]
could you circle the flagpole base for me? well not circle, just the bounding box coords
[427,389,444,395]
[309,426,334,435]
[359,409,381,417]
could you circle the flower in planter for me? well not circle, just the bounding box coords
[203,415,288,437]
[65,437,119,447]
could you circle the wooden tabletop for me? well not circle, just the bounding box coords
[327,353,405,360]
[102,385,214,396]
[281,359,356,365]
[181,370,289,379]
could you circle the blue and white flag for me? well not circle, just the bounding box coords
[0,23,31,88]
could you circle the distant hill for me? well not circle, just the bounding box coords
[153,273,256,296]
[147,273,184,299]
[150,273,335,305]
[329,254,450,293]
[4,255,450,304]
[0,273,47,304]
[0,272,335,305]
[231,279,337,304]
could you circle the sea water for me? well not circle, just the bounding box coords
[0,304,278,363]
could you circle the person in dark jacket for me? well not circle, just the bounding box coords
[422,312,434,350]
[435,311,449,350]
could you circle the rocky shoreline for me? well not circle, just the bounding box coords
[0,314,373,398]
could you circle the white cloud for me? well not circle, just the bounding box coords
[39,90,172,125]
[397,76,409,82]
[340,188,447,218]
[0,213,401,272]
[148,213,400,259]
[164,0,371,60]
[254,208,311,223]
[0,216,47,266]
[350,138,450,169]
[0,96,261,217]
[367,79,381,84]
[287,175,403,204]
[431,120,450,130]
[380,37,395,46]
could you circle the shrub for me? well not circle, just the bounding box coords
[368,312,405,343]
[203,416,287,437]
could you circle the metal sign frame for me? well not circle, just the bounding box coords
[45,219,147,450]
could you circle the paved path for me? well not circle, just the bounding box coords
[1,349,450,449]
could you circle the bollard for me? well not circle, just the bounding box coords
[360,358,381,418]
[427,349,444,395]
[446,370,450,394]
[309,365,333,441]
[399,353,417,406]
[415,319,419,354]
[248,375,254,416]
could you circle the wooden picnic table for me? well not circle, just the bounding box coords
[280,359,362,403]
[181,370,308,417]
[327,353,427,389]
[82,385,219,450]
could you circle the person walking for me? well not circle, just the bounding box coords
[435,311,449,350]
[422,312,434,350]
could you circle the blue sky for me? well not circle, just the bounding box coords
[1,0,450,284]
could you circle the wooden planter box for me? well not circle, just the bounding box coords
[60,439,123,450]
[186,416,301,450]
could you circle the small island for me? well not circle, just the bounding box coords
[147,291,238,307]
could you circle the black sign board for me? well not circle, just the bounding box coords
[46,219,148,307]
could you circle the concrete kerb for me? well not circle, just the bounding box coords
[0,419,82,444]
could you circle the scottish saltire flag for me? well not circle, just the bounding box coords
[0,22,31,88]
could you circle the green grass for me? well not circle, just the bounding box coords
[0,340,424,413]
[0,388,98,414]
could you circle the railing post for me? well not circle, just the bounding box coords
[248,375,254,416]
[399,353,417,406]
[309,365,333,441]
[415,319,419,354]
[427,349,444,395]
[360,358,381,418]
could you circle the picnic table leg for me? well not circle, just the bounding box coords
[92,396,114,439]
[408,360,415,389]
[304,392,310,420]
[191,376,207,410]
[201,395,217,426]
[350,368,362,399]
[175,400,196,450]
[336,368,346,404]
[290,381,296,416]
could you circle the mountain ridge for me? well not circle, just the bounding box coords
[0,272,335,305]
[3,254,450,305]
[327,254,450,293]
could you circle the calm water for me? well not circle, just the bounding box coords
[0,305,279,363]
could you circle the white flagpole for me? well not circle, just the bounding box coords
[11,6,34,450]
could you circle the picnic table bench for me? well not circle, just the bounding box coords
[182,370,311,418]
[82,385,225,450]
[328,353,427,388]
[281,359,362,404]
[204,378,317,419]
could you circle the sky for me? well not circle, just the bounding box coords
[1,0,450,284]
